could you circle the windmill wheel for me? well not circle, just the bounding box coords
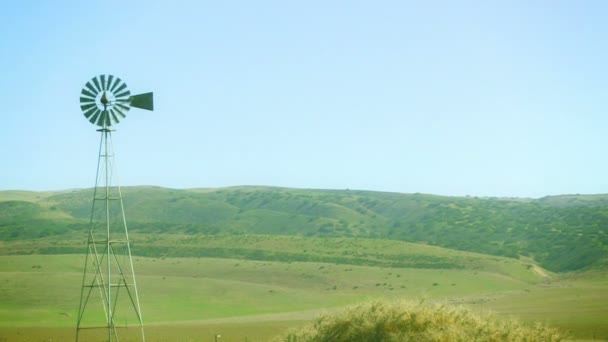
[80,75,131,127]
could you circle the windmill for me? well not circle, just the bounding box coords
[76,75,153,342]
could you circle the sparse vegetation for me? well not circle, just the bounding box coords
[274,300,564,342]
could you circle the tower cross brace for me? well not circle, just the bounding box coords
[76,126,145,342]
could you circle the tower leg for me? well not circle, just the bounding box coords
[76,127,145,342]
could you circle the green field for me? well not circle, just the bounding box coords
[1,187,608,340]
[0,252,606,341]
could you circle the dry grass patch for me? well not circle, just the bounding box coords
[273,300,564,342]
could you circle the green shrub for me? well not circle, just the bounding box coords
[273,300,564,342]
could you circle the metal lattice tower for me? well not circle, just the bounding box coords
[76,75,153,342]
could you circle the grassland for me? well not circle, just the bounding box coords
[0,251,606,341]
[0,242,541,328]
[0,233,544,281]
[1,187,608,340]
[472,270,608,341]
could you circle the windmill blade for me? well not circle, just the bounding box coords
[85,81,98,95]
[110,76,123,93]
[84,107,99,120]
[80,102,97,112]
[97,111,110,127]
[114,102,131,117]
[100,75,107,91]
[114,82,128,95]
[106,75,115,92]
[115,89,131,98]
[109,109,120,125]
[129,92,154,111]
[89,109,102,124]
[80,96,95,104]
[81,88,97,99]
[104,112,113,126]
[113,106,127,118]
[92,76,102,93]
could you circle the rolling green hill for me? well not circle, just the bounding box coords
[2,187,608,340]
[1,186,608,272]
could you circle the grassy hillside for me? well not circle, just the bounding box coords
[0,234,543,284]
[1,186,608,271]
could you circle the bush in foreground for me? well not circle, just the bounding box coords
[273,300,564,342]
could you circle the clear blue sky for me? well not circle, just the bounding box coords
[2,1,608,198]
